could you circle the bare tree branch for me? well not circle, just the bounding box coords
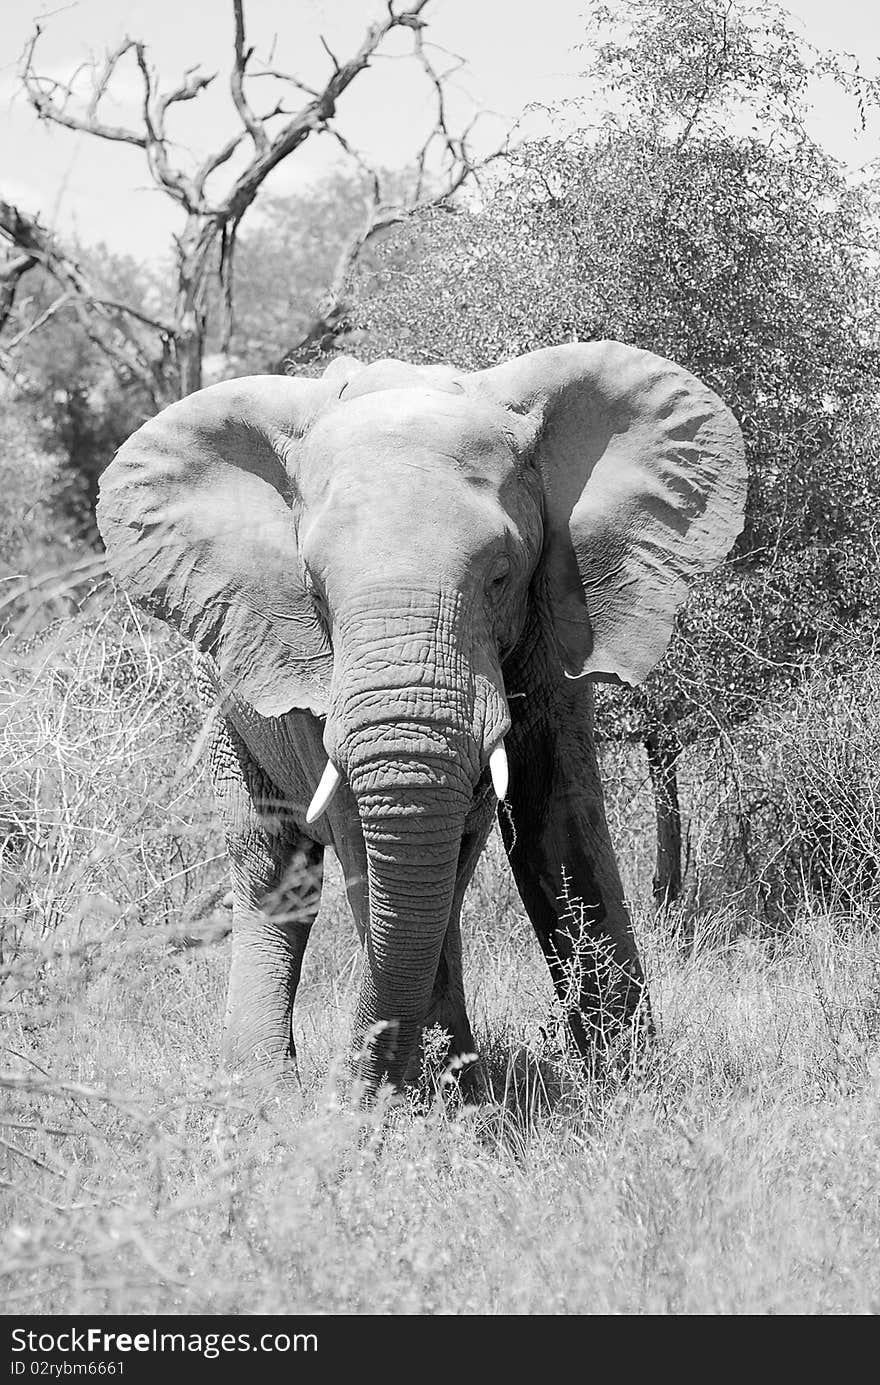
[194,130,249,194]
[88,295,174,335]
[21,26,204,213]
[0,249,38,334]
[210,0,435,225]
[318,35,343,76]
[247,67,322,100]
[130,44,201,211]
[22,27,149,149]
[1,290,72,358]
[156,65,217,120]
[231,0,269,156]
[85,38,138,121]
[0,200,168,404]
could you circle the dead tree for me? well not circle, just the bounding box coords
[5,0,495,400]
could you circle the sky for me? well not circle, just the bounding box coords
[2,0,879,263]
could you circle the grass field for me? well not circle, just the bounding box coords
[2,586,879,1315]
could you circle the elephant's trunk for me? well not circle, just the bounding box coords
[352,791,470,1086]
[324,587,507,1088]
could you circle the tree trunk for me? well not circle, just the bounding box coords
[173,231,209,399]
[176,309,204,398]
[645,728,683,910]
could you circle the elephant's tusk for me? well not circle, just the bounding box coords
[489,742,509,801]
[306,760,342,823]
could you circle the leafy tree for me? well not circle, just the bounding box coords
[355,0,880,907]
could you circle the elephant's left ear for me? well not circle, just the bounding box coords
[96,375,337,718]
[474,342,747,684]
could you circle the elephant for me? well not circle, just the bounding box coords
[96,342,746,1094]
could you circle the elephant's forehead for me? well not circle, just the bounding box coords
[305,387,518,482]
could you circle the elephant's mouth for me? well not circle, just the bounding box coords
[305,738,509,825]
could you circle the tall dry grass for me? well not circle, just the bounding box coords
[2,597,878,1314]
[2,422,879,1314]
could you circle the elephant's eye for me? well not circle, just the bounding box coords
[487,559,511,600]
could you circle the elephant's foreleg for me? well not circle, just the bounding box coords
[224,830,324,1079]
[502,635,651,1069]
[207,708,324,1081]
[502,742,650,1062]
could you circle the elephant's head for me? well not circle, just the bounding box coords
[97,344,745,1084]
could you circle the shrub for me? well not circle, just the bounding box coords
[680,653,880,925]
[0,593,225,950]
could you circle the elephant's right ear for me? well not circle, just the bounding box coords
[96,376,336,718]
[475,343,746,686]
